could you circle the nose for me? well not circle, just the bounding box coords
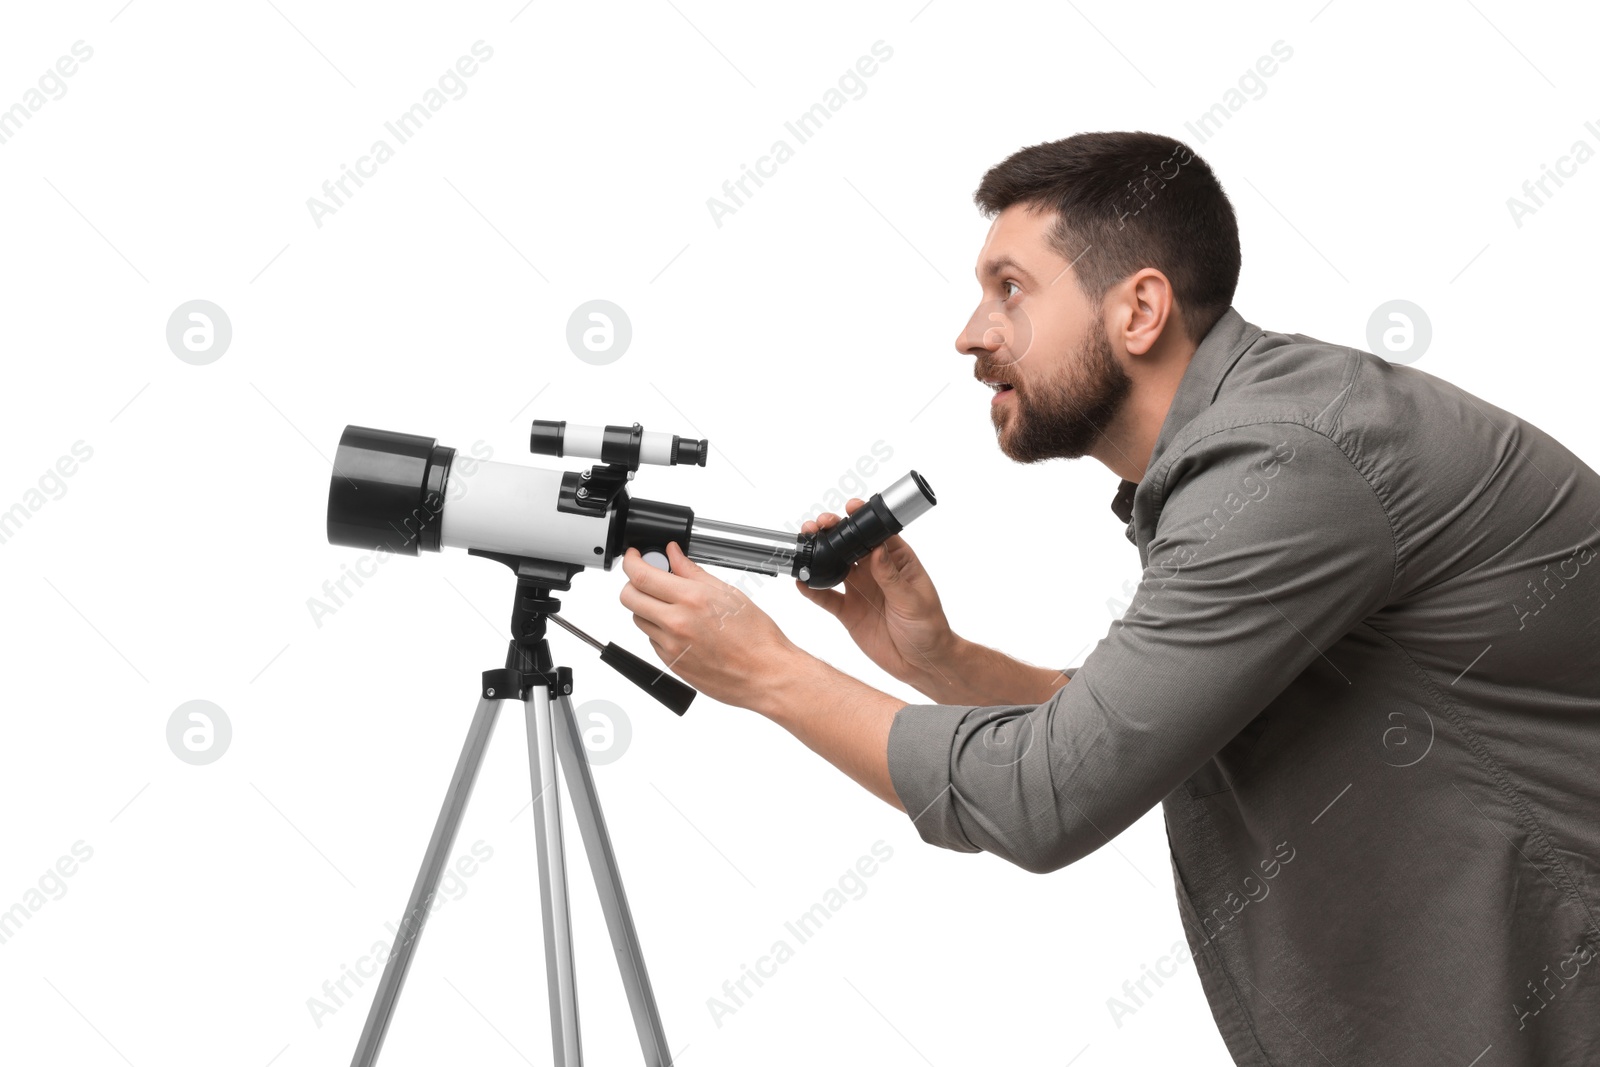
[956,298,1003,361]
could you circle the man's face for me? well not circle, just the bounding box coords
[956,204,1132,463]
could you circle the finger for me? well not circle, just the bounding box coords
[840,566,884,608]
[619,582,669,624]
[620,546,650,583]
[665,541,709,580]
[619,551,662,603]
[632,612,670,645]
[843,497,866,514]
[879,535,922,576]
[869,543,903,585]
[623,582,693,631]
[637,628,670,665]
[794,578,846,617]
[620,546,696,604]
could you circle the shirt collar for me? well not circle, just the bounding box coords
[1109,306,1259,525]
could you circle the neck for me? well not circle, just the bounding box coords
[1090,334,1198,484]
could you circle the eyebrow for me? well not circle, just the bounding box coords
[979,255,1037,283]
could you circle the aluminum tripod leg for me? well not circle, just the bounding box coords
[550,691,671,1067]
[346,685,672,1067]
[351,697,502,1067]
[523,684,581,1064]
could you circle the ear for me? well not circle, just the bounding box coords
[1118,267,1176,358]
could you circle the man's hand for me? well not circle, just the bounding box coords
[794,498,958,689]
[619,541,909,810]
[796,501,1071,706]
[619,542,805,711]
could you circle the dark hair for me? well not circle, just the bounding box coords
[974,131,1240,343]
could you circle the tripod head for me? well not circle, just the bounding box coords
[472,550,698,716]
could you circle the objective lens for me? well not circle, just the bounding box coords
[327,426,455,555]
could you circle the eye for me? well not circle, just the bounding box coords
[1002,280,1022,301]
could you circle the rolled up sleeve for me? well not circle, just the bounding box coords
[886,423,1398,874]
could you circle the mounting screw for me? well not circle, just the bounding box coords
[486,688,496,697]
[577,487,588,499]
[562,684,572,694]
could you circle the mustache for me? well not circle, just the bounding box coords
[974,361,1019,386]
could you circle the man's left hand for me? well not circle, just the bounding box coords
[618,542,802,710]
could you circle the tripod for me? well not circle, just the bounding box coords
[349,554,695,1067]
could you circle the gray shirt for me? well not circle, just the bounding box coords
[887,307,1600,1065]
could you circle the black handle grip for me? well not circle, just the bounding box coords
[599,642,696,716]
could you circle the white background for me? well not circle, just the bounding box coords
[1,1,1596,1064]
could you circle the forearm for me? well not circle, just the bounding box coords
[736,641,1068,815]
[910,635,1070,706]
[753,651,909,812]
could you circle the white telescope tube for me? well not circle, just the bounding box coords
[440,460,613,563]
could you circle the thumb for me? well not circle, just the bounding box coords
[665,541,708,579]
[795,579,846,618]
[869,543,903,587]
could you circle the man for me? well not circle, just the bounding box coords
[619,131,1600,1065]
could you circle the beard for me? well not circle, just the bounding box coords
[988,315,1132,463]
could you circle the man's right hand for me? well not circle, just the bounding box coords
[794,498,957,688]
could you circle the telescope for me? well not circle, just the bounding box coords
[322,419,939,1067]
[326,419,937,589]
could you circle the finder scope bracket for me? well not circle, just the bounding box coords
[542,420,707,518]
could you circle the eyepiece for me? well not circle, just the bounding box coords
[327,426,455,555]
[794,470,937,588]
[671,436,708,466]
[879,470,937,526]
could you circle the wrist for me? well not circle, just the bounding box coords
[753,646,828,724]
[905,630,972,702]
